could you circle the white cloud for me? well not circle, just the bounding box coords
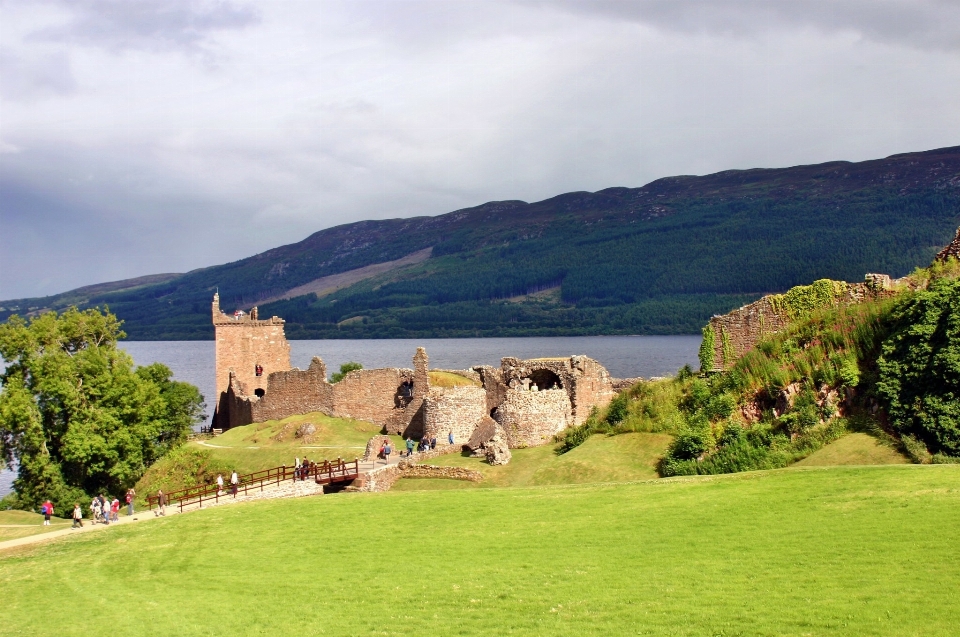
[1,0,958,298]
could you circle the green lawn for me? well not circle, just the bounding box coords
[393,432,672,491]
[3,465,959,636]
[793,433,910,467]
[0,511,71,542]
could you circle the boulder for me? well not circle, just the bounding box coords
[295,423,317,439]
[465,416,498,452]
[485,434,512,466]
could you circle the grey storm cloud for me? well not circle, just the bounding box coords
[33,0,261,54]
[540,0,960,51]
[1,0,959,299]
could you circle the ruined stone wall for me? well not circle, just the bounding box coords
[500,356,614,426]
[331,367,413,427]
[249,357,332,423]
[423,386,487,444]
[935,226,960,262]
[706,277,900,370]
[213,293,290,398]
[567,356,617,424]
[474,366,507,416]
[494,388,572,448]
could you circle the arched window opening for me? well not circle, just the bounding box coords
[525,369,563,391]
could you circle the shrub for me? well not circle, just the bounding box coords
[876,278,960,457]
[330,362,363,383]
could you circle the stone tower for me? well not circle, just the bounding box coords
[212,293,291,400]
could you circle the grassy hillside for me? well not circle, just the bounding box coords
[3,466,959,636]
[793,433,909,467]
[0,511,71,542]
[394,432,671,491]
[2,146,957,339]
[133,413,392,498]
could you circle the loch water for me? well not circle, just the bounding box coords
[0,335,700,498]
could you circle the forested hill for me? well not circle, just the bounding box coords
[3,145,959,340]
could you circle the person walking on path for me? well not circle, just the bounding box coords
[72,503,83,529]
[126,488,136,516]
[230,470,239,497]
[384,440,392,464]
[98,495,109,525]
[216,474,224,495]
[405,437,414,458]
[110,497,120,522]
[91,497,101,524]
[156,489,166,516]
[41,500,53,525]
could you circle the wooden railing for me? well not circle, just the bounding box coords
[146,459,361,513]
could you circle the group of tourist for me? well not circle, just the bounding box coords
[69,489,137,528]
[293,457,317,480]
[215,471,240,495]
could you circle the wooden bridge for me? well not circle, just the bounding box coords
[146,459,361,513]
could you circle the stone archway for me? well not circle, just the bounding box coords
[526,369,563,391]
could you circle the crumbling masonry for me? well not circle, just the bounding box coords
[211,294,620,447]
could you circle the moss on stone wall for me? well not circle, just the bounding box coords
[699,325,716,372]
[720,327,735,368]
[770,279,849,321]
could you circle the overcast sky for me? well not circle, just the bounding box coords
[1,0,958,300]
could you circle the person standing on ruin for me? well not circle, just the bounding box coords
[383,440,392,464]
[405,437,414,458]
[448,431,454,445]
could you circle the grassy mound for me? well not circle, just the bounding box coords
[2,465,959,636]
[186,412,389,474]
[793,433,909,467]
[393,432,672,491]
[429,371,482,387]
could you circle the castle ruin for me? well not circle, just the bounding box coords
[211,294,618,448]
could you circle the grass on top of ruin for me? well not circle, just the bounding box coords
[428,370,482,387]
[3,465,960,636]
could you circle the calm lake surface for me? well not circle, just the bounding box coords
[0,336,699,498]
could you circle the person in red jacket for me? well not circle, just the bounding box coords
[41,500,54,525]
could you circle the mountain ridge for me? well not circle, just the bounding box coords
[3,145,959,339]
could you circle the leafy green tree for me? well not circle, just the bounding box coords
[0,308,205,513]
[876,278,960,456]
[330,362,363,383]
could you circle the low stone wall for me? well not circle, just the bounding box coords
[400,465,483,482]
[494,387,572,448]
[424,386,487,444]
[351,459,483,492]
